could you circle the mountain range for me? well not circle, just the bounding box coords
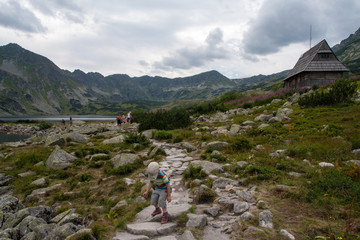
[0,27,359,116]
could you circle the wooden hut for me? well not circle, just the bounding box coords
[283,39,349,88]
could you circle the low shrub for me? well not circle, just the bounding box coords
[184,165,207,180]
[153,130,173,140]
[230,137,252,152]
[124,132,150,146]
[38,121,53,130]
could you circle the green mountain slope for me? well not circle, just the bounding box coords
[333,27,360,73]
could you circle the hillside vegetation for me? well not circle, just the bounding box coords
[0,76,359,239]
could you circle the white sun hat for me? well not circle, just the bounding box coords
[147,162,159,180]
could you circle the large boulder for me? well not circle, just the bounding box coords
[189,160,224,175]
[46,146,77,170]
[212,177,238,189]
[64,133,88,143]
[259,210,273,229]
[44,134,66,147]
[102,135,125,145]
[206,141,229,150]
[186,214,207,229]
[43,223,78,240]
[111,153,140,169]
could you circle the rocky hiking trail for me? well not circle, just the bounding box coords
[112,139,296,240]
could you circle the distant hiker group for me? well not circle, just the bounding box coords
[117,112,131,126]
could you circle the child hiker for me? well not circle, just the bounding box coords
[143,162,172,224]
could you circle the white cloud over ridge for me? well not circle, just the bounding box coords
[0,0,359,78]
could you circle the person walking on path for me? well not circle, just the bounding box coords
[69,116,72,126]
[143,162,172,224]
[127,111,131,123]
[117,114,122,126]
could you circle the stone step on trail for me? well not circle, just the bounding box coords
[135,203,192,223]
[112,232,149,240]
[126,222,177,237]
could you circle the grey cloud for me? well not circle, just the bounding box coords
[155,28,229,70]
[242,0,360,56]
[0,1,45,33]
[28,0,84,23]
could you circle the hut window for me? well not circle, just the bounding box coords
[319,53,330,59]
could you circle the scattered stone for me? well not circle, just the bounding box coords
[18,171,35,178]
[112,200,128,211]
[65,132,88,143]
[256,200,266,209]
[189,161,224,175]
[44,134,66,147]
[206,141,229,150]
[126,222,177,236]
[178,230,196,240]
[280,229,296,240]
[31,178,46,186]
[255,114,273,122]
[204,206,220,217]
[26,184,62,202]
[135,196,146,204]
[181,142,197,152]
[149,146,160,158]
[236,161,248,168]
[186,214,207,228]
[242,121,256,126]
[211,150,221,156]
[111,153,139,169]
[103,135,125,145]
[50,209,76,224]
[229,124,241,135]
[352,149,360,156]
[212,177,238,189]
[113,231,149,240]
[124,178,136,186]
[240,212,255,221]
[233,201,249,215]
[236,190,254,203]
[318,162,334,168]
[142,129,154,139]
[259,210,273,229]
[258,123,270,130]
[288,172,302,177]
[65,228,96,240]
[46,146,77,170]
[346,160,360,167]
[269,149,286,158]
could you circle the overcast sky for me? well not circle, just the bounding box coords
[0,0,359,78]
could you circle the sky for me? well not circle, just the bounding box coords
[0,0,359,79]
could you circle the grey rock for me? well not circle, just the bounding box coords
[288,172,302,177]
[46,146,77,170]
[240,212,254,221]
[18,171,35,178]
[268,116,282,123]
[236,161,248,168]
[254,114,273,122]
[142,129,154,139]
[289,92,300,103]
[242,121,256,126]
[280,229,296,240]
[90,153,108,161]
[126,222,177,236]
[64,228,96,240]
[203,226,230,240]
[212,177,238,189]
[352,149,360,156]
[189,160,224,175]
[43,223,78,240]
[211,150,221,156]
[229,124,241,135]
[0,186,10,196]
[124,178,136,186]
[0,175,13,187]
[256,200,266,209]
[346,160,360,167]
[233,201,249,215]
[58,213,82,226]
[186,214,207,228]
[31,178,46,186]
[236,190,254,203]
[111,153,139,169]
[135,196,146,204]
[149,146,160,158]
[269,149,286,158]
[50,209,76,224]
[32,223,56,239]
[178,230,197,240]
[112,200,128,211]
[259,210,273,229]
[206,141,229,150]
[258,123,270,129]
[181,142,197,152]
[112,231,149,240]
[26,184,62,202]
[102,135,125,145]
[26,205,55,222]
[45,134,66,147]
[2,208,30,230]
[318,162,334,168]
[21,231,37,240]
[204,206,220,217]
[0,195,22,213]
[65,132,88,143]
[271,99,282,104]
[243,226,264,235]
[18,215,47,237]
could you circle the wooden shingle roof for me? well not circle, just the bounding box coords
[284,39,349,81]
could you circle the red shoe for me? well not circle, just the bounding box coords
[151,208,162,217]
[161,213,169,224]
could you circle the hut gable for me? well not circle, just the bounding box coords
[284,39,349,88]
